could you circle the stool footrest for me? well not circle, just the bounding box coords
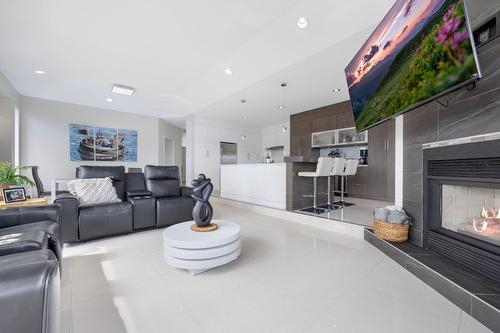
[298,207,327,214]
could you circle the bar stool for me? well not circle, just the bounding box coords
[298,157,334,214]
[334,159,359,207]
[318,157,346,211]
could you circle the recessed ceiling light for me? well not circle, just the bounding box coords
[297,17,308,29]
[243,116,248,120]
[106,98,113,102]
[333,88,341,92]
[35,70,45,74]
[224,68,233,75]
[241,135,246,140]
[281,126,288,132]
[279,105,285,110]
[112,84,135,96]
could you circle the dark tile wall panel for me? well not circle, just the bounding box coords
[403,1,500,245]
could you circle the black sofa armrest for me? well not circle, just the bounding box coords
[54,193,80,243]
[0,251,60,333]
[180,186,193,198]
[0,205,61,229]
[126,190,152,198]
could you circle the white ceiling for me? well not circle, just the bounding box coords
[0,0,394,128]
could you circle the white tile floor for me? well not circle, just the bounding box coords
[61,202,492,333]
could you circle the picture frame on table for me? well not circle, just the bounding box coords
[2,187,27,203]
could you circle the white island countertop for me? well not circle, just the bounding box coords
[220,163,286,210]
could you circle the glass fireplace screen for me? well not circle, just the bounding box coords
[442,185,500,246]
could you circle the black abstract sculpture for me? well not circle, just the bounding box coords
[191,174,214,228]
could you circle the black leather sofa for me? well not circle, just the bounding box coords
[0,206,62,333]
[0,205,63,261]
[55,165,194,243]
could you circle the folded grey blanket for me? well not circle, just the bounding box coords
[373,207,411,225]
[387,209,411,225]
[374,207,390,221]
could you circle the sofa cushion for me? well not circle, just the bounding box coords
[0,221,62,260]
[77,165,126,200]
[144,165,181,198]
[156,197,194,227]
[0,230,49,257]
[78,201,132,241]
[67,177,120,206]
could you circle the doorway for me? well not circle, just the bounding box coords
[164,138,175,166]
[181,146,186,185]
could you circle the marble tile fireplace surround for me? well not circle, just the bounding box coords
[423,137,500,283]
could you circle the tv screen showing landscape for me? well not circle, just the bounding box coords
[345,0,480,131]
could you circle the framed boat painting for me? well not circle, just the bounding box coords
[69,124,138,162]
[118,129,138,162]
[69,124,95,161]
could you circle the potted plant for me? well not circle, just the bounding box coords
[0,161,35,201]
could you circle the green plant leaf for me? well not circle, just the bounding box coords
[0,161,35,186]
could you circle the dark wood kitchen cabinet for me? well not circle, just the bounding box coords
[336,111,354,128]
[367,119,395,201]
[347,166,368,197]
[290,116,314,158]
[290,134,312,157]
[311,114,336,133]
[289,100,395,203]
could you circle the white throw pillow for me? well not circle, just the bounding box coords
[67,177,121,206]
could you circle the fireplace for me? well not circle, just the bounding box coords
[423,139,500,282]
[442,185,500,246]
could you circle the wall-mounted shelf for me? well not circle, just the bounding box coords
[311,127,367,148]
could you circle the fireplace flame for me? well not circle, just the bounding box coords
[472,219,488,233]
[481,207,488,218]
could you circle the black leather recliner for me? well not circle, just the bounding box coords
[144,165,194,227]
[0,249,60,333]
[55,166,133,242]
[0,205,62,261]
[0,207,62,333]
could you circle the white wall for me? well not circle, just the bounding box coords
[186,116,262,189]
[0,71,19,162]
[262,121,290,159]
[158,118,184,168]
[20,96,182,186]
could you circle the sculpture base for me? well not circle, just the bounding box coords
[190,223,218,232]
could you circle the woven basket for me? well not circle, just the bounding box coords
[373,219,409,242]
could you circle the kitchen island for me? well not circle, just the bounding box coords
[220,163,286,209]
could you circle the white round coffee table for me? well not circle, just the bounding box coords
[162,220,241,275]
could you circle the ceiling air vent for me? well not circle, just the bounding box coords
[111,84,135,96]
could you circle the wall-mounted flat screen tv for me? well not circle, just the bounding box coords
[345,0,481,131]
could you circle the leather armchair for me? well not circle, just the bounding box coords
[144,165,194,227]
[0,250,60,333]
[0,205,62,261]
[55,166,133,242]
